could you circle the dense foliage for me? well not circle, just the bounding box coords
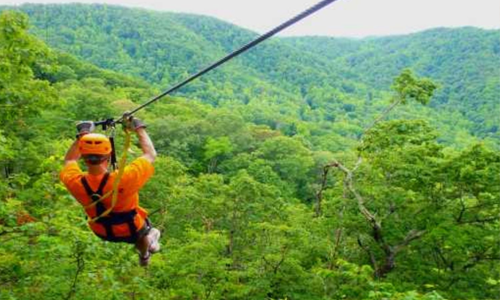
[0,6,499,300]
[2,4,499,149]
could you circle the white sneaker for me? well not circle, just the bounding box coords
[147,228,161,253]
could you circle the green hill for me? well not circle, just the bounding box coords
[0,7,499,300]
[285,28,500,138]
[2,4,498,147]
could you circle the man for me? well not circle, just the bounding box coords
[60,117,160,266]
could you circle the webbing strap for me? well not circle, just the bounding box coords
[96,210,137,241]
[81,173,110,202]
[96,218,151,244]
[80,176,94,199]
[81,173,114,237]
[96,173,110,195]
[91,128,131,223]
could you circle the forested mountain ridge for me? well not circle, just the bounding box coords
[2,3,499,148]
[285,28,500,138]
[1,6,499,300]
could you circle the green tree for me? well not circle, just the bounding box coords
[204,136,233,173]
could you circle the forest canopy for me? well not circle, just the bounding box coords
[0,5,499,300]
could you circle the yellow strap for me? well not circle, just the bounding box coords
[88,128,132,224]
[82,190,112,210]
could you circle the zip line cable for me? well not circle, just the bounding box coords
[95,0,340,126]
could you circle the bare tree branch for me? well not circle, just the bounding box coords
[333,157,426,277]
[314,162,339,217]
[360,97,402,140]
[64,242,85,300]
[394,229,427,254]
[358,237,378,270]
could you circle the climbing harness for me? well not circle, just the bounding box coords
[81,171,144,243]
[81,172,112,223]
[80,127,149,243]
[82,124,132,223]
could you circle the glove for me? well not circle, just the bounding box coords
[123,114,146,131]
[76,121,95,137]
[130,117,146,131]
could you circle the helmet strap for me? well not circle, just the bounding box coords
[84,155,109,165]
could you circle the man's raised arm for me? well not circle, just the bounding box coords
[136,127,157,164]
[64,139,81,166]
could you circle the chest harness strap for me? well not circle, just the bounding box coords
[81,173,139,243]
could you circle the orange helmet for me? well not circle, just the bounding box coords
[78,133,112,155]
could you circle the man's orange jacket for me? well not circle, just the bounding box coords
[60,157,154,238]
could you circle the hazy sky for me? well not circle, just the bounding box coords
[1,0,499,37]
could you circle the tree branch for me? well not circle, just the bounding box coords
[314,162,339,217]
[64,242,85,300]
[333,158,380,229]
[360,97,402,139]
[357,237,378,271]
[394,229,426,254]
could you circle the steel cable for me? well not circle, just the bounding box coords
[96,0,340,126]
